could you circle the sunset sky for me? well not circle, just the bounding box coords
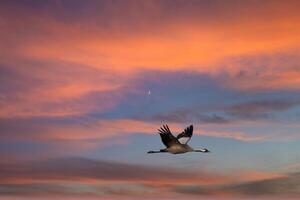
[1,0,300,199]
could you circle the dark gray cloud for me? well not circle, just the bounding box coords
[226,173,300,196]
[136,99,300,124]
[0,182,157,197]
[226,100,300,120]
[0,183,78,196]
[148,109,229,124]
[0,157,227,197]
[0,157,220,184]
[1,157,300,197]
[174,172,300,196]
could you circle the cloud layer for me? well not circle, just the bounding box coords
[0,157,286,198]
[1,0,300,198]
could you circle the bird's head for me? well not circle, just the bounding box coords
[202,148,210,153]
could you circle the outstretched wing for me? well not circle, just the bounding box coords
[158,125,179,147]
[177,125,193,144]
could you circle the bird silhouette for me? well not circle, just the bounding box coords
[148,125,210,154]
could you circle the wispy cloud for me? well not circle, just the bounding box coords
[0,157,227,185]
[146,108,229,124]
[0,62,124,118]
[0,117,266,144]
[174,172,300,197]
[0,157,286,197]
[226,100,300,120]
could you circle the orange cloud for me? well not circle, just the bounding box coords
[0,157,287,199]
[1,0,300,120]
[0,62,123,118]
[228,170,284,183]
[0,157,284,188]
[16,16,300,73]
[0,118,269,142]
[2,1,300,74]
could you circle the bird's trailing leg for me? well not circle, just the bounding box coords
[147,149,167,154]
